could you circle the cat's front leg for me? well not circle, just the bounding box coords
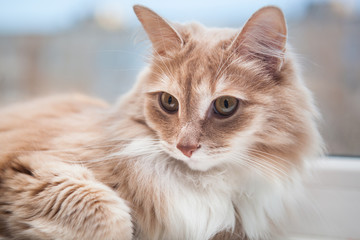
[0,156,132,240]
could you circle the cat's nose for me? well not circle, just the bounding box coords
[176,143,201,158]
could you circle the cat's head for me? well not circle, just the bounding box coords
[132,5,321,173]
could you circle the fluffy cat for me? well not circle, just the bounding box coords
[0,5,322,240]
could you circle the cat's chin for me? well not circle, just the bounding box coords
[184,159,215,172]
[170,153,217,172]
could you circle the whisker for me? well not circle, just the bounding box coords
[226,151,294,182]
[152,48,177,82]
[246,148,299,169]
[215,37,248,80]
[214,45,225,78]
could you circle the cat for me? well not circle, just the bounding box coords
[0,5,322,240]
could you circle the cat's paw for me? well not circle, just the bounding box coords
[64,180,133,240]
[1,160,133,240]
[37,166,134,240]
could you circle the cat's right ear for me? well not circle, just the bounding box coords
[133,5,184,55]
[229,6,287,72]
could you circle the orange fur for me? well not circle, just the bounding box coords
[0,5,322,240]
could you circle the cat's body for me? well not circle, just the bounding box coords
[0,5,322,240]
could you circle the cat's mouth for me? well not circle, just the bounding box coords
[160,142,218,172]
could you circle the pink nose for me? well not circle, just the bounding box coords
[176,143,200,158]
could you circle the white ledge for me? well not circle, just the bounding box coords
[285,156,360,239]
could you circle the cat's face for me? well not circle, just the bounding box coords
[143,45,265,171]
[134,6,319,172]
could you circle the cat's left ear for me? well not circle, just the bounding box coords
[133,5,184,55]
[230,6,287,72]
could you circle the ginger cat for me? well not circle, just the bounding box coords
[0,5,322,240]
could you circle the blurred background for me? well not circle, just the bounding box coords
[0,0,359,157]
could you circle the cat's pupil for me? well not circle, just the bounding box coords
[160,92,178,113]
[224,99,229,108]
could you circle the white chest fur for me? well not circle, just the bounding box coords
[151,167,300,240]
[162,175,236,240]
[119,140,300,240]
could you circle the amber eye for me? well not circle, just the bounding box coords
[213,96,238,117]
[159,92,179,113]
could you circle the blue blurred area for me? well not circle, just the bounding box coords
[0,0,94,34]
[0,0,349,34]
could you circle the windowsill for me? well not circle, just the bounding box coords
[284,156,360,239]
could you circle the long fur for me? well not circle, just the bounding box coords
[0,6,322,240]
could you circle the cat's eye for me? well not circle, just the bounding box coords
[213,96,238,117]
[159,92,179,113]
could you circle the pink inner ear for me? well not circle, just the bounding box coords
[229,6,287,72]
[133,5,183,55]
